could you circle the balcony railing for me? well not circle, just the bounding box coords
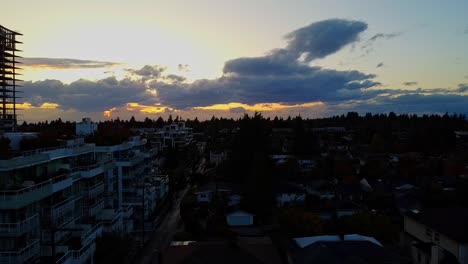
[123,206,133,219]
[0,214,39,236]
[42,196,79,227]
[81,224,103,246]
[82,182,104,198]
[55,251,72,264]
[72,158,114,178]
[0,173,71,209]
[71,239,95,264]
[0,239,40,264]
[87,199,105,217]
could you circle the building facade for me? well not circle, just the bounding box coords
[0,25,22,132]
[0,134,168,263]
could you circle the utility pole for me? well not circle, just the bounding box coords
[141,183,145,246]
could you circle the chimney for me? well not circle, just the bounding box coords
[339,232,345,241]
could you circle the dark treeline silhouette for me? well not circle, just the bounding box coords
[11,112,468,154]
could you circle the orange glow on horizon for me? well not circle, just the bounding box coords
[17,102,60,110]
[126,102,174,114]
[103,107,117,117]
[194,101,325,112]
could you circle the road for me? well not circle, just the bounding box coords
[135,186,189,264]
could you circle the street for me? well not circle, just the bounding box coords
[135,186,189,264]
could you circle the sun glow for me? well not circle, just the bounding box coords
[194,102,325,112]
[126,103,174,114]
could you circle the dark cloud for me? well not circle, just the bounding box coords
[404,81,418,86]
[376,62,384,68]
[22,57,121,69]
[285,19,368,62]
[154,67,378,109]
[329,93,468,116]
[22,77,150,112]
[126,65,166,80]
[457,84,468,92]
[178,64,189,72]
[223,49,312,76]
[164,74,186,83]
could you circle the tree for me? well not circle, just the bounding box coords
[337,212,399,245]
[279,207,323,237]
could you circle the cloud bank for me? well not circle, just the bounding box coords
[20,19,468,121]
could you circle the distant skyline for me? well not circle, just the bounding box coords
[2,0,468,122]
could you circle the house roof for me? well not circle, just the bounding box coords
[290,240,403,264]
[294,234,383,248]
[406,207,468,243]
[227,210,254,217]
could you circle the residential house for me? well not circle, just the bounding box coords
[194,182,241,205]
[226,210,254,227]
[276,183,306,207]
[288,234,406,264]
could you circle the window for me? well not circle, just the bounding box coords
[200,194,207,198]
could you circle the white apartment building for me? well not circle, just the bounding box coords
[152,122,193,149]
[94,136,165,241]
[75,118,98,136]
[404,208,468,264]
[0,133,168,264]
[0,137,116,264]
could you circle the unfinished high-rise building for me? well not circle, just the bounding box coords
[0,25,22,132]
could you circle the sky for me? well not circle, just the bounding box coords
[2,0,468,122]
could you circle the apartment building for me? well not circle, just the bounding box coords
[152,122,193,149]
[94,135,164,242]
[404,208,468,264]
[0,137,116,263]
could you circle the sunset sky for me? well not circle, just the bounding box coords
[2,0,468,122]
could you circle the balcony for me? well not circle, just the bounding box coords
[0,239,40,264]
[97,209,123,233]
[87,199,104,217]
[55,251,72,264]
[42,196,79,227]
[82,224,103,245]
[116,154,145,167]
[70,239,96,264]
[0,214,39,236]
[82,182,104,199]
[74,159,115,178]
[0,153,49,171]
[0,173,71,209]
